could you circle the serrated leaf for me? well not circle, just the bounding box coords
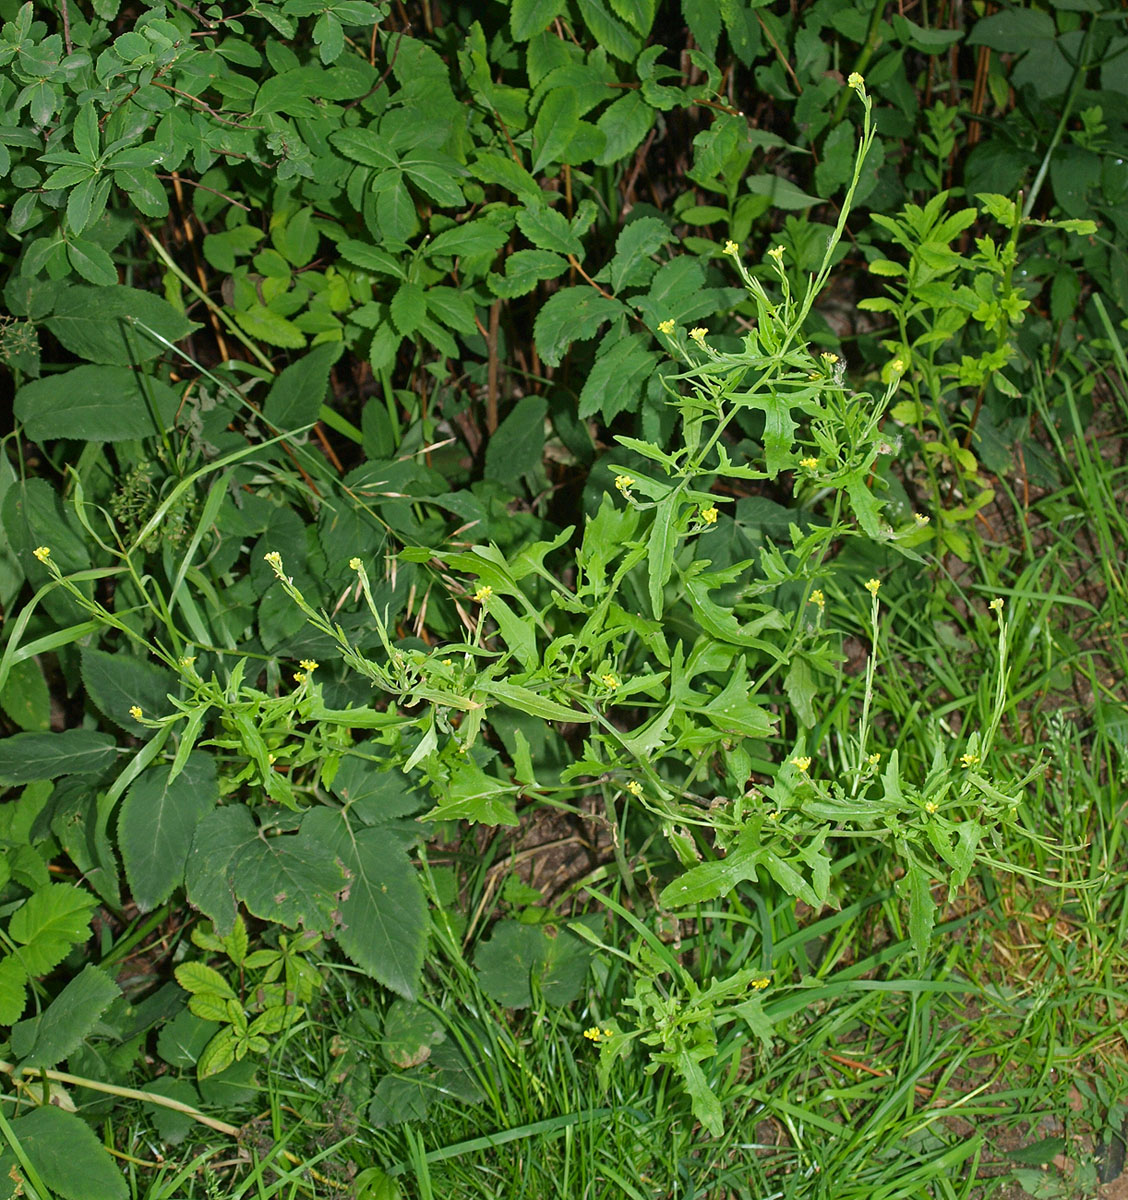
[330,126,399,169]
[13,965,119,1068]
[234,827,345,932]
[9,884,98,976]
[478,681,593,724]
[533,288,625,367]
[906,860,937,963]
[426,219,508,260]
[532,87,580,174]
[607,216,671,292]
[487,248,568,298]
[484,396,547,485]
[262,341,342,431]
[510,0,566,39]
[80,648,177,732]
[234,305,306,349]
[515,203,583,256]
[0,956,29,1024]
[185,805,259,935]
[67,237,117,285]
[15,365,182,444]
[301,808,427,999]
[390,281,426,336]
[577,331,656,422]
[175,960,237,999]
[119,754,218,912]
[0,730,116,784]
[197,1026,238,1078]
[11,1106,127,1200]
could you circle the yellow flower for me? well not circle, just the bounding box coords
[791,756,811,773]
[821,352,839,365]
[766,809,780,821]
[626,780,643,797]
[601,673,619,689]
[294,671,306,684]
[700,505,718,524]
[799,456,818,470]
[767,245,784,262]
[33,545,51,563]
[867,752,881,765]
[913,512,930,526]
[891,357,906,374]
[750,976,770,991]
[689,326,708,344]
[614,474,634,493]
[657,318,675,336]
[129,705,143,721]
[583,1026,613,1042]
[473,585,492,603]
[924,800,939,814]
[809,589,825,611]
[724,239,739,256]
[349,556,363,571]
[960,752,979,768]
[848,71,865,92]
[179,656,196,669]
[299,659,319,672]
[864,577,881,596]
[442,658,453,667]
[989,597,1004,612]
[264,551,283,572]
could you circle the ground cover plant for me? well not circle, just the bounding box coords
[1,0,1127,1197]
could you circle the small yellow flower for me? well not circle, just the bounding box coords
[626,780,643,797]
[129,705,143,721]
[294,671,306,684]
[848,71,865,92]
[799,456,819,470]
[33,545,51,563]
[821,352,839,365]
[767,245,784,263]
[614,474,634,493]
[349,556,363,571]
[809,589,825,611]
[960,752,979,768]
[750,976,770,991]
[724,239,739,256]
[657,318,675,336]
[441,658,453,667]
[689,326,708,344]
[700,505,718,524]
[864,577,881,597]
[601,673,619,689]
[867,752,881,765]
[913,512,930,526]
[178,656,196,669]
[264,551,283,572]
[473,585,492,603]
[583,1026,612,1042]
[989,597,1004,612]
[791,756,811,773]
[299,659,319,672]
[766,809,779,821]
[924,800,939,814]
[891,358,906,374]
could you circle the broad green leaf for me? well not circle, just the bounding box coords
[0,656,50,731]
[596,91,654,165]
[302,808,427,999]
[235,305,306,348]
[427,220,508,260]
[533,288,625,367]
[119,754,218,912]
[338,239,405,277]
[744,174,820,210]
[481,592,538,671]
[174,961,237,999]
[577,331,657,422]
[80,647,177,732]
[233,827,345,932]
[606,216,671,292]
[11,1106,127,1200]
[532,87,580,174]
[0,956,28,1025]
[44,286,196,365]
[660,828,761,907]
[329,756,426,822]
[401,153,464,207]
[9,884,98,975]
[610,0,656,34]
[381,999,445,1067]
[12,964,119,1068]
[515,203,583,256]
[185,805,259,935]
[424,287,477,334]
[67,237,117,285]
[330,126,399,169]
[15,365,181,443]
[487,248,568,298]
[475,919,594,1008]
[0,730,116,784]
[390,282,426,336]
[484,396,547,485]
[377,176,418,242]
[510,0,566,39]
[262,341,343,430]
[575,0,641,60]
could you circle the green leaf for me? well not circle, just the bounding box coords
[609,0,656,34]
[9,884,98,975]
[515,203,583,256]
[660,827,761,907]
[338,239,406,277]
[676,1049,724,1137]
[390,282,426,336]
[427,220,509,260]
[577,331,657,422]
[12,965,119,1068]
[510,0,566,39]
[401,153,464,207]
[377,176,418,242]
[174,961,237,999]
[487,249,568,298]
[479,681,592,723]
[11,1106,127,1200]
[595,91,655,165]
[67,237,118,286]
[302,808,427,999]
[262,341,342,431]
[967,7,1053,51]
[80,647,177,733]
[45,285,198,366]
[532,87,580,174]
[235,305,306,349]
[474,920,593,1007]
[330,126,399,169]
[905,860,937,963]
[119,754,219,912]
[382,999,445,1067]
[606,217,671,293]
[422,756,520,827]
[0,730,116,784]
[533,288,625,367]
[186,805,259,935]
[0,956,29,1025]
[15,365,182,443]
[575,0,642,60]
[234,827,345,932]
[484,396,547,485]
[0,657,51,731]
[744,174,821,210]
[646,493,678,619]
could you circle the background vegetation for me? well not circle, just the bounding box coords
[1,0,1127,1197]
